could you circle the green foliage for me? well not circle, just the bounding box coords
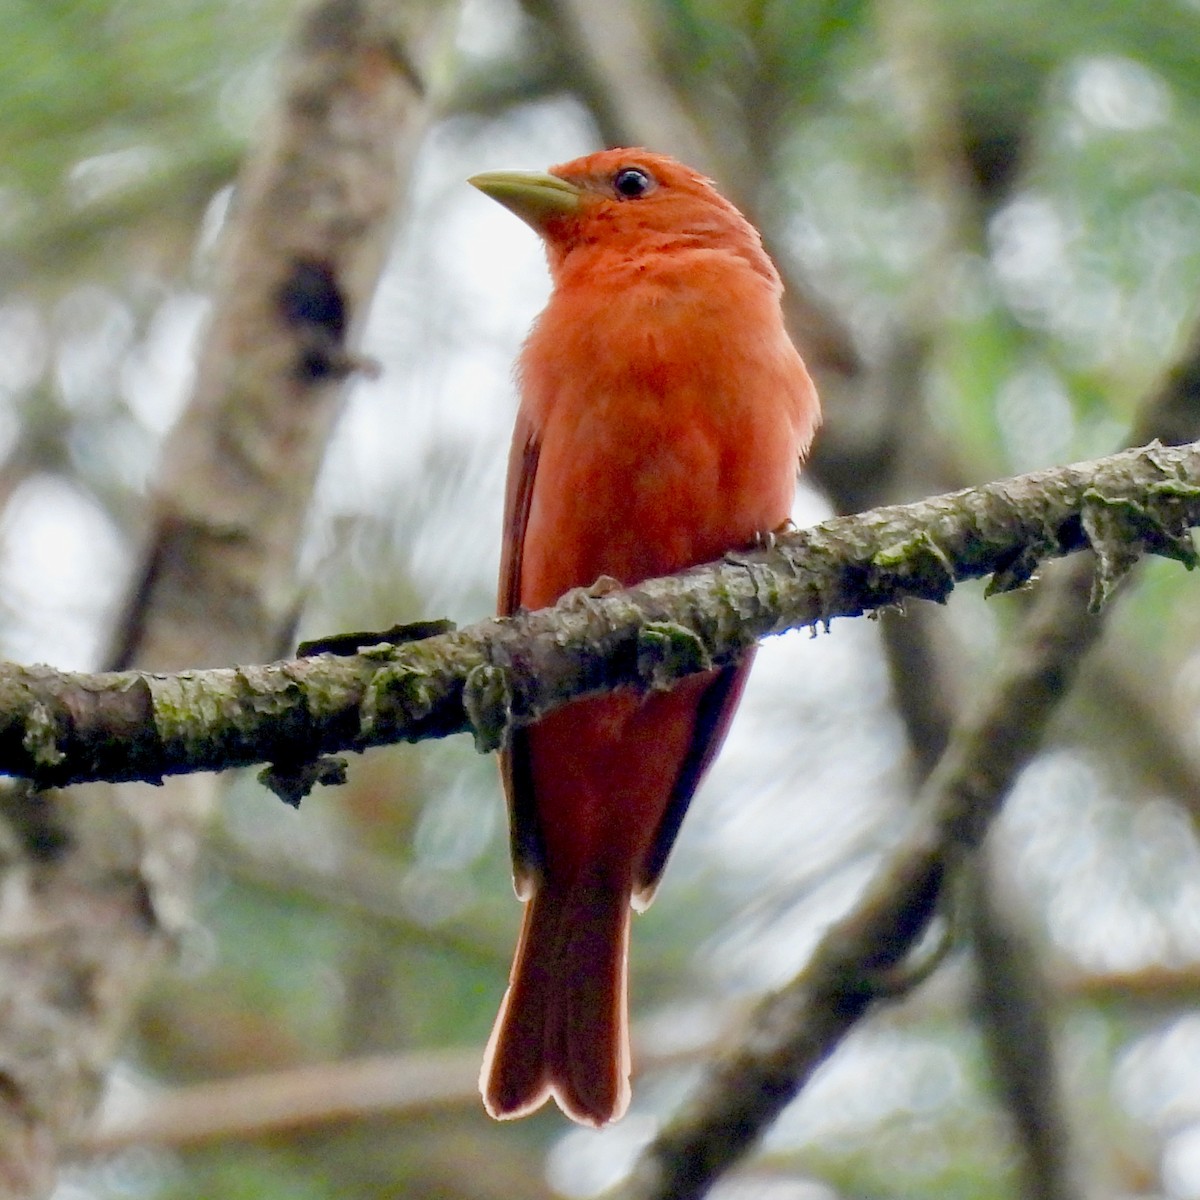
[0,0,290,280]
[160,1146,338,1200]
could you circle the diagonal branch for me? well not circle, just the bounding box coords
[622,545,1105,1200]
[0,440,1196,792]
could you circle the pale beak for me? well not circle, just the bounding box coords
[468,170,583,232]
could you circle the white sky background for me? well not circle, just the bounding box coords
[10,3,1200,1194]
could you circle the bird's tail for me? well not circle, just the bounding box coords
[481,873,631,1126]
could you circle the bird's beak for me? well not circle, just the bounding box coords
[469,170,582,232]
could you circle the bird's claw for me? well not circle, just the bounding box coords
[752,519,797,552]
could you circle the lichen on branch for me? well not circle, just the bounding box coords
[0,439,1195,794]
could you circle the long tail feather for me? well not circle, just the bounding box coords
[481,875,631,1126]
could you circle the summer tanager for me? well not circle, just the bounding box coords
[470,149,820,1126]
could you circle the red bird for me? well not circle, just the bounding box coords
[470,149,820,1126]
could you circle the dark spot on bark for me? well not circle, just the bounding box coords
[1055,513,1085,553]
[279,259,346,338]
[278,259,348,381]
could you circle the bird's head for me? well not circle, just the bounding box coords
[469,149,776,285]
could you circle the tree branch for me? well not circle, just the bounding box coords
[621,548,1105,1200]
[70,953,1200,1157]
[0,440,1195,793]
[76,1049,482,1154]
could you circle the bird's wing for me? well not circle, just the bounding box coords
[633,651,756,904]
[498,408,544,896]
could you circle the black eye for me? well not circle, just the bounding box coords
[613,167,654,199]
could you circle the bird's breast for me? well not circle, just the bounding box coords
[516,272,808,608]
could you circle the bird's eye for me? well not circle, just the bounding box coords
[613,167,654,199]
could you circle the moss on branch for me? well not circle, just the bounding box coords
[0,439,1195,793]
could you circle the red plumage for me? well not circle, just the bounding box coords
[471,149,820,1125]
